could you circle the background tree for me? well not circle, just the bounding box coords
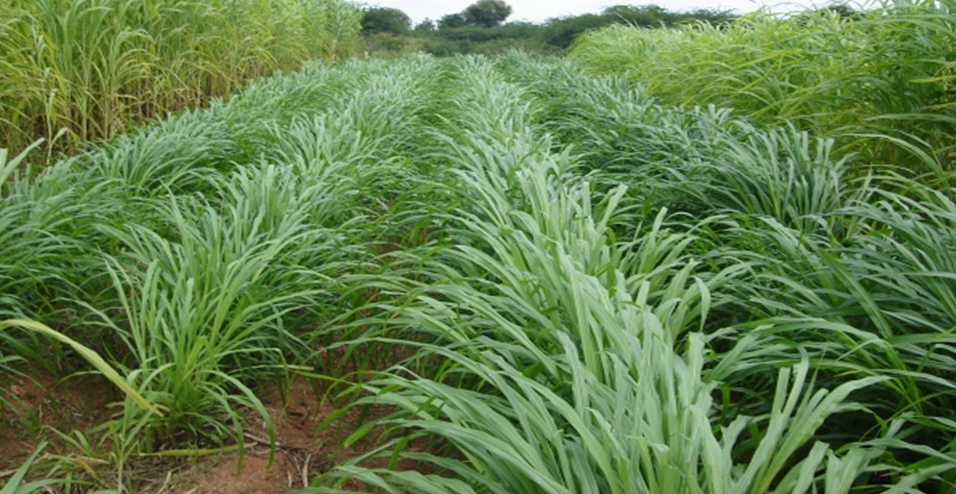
[438,13,467,29]
[603,4,669,27]
[543,5,734,49]
[541,13,607,49]
[438,14,468,29]
[369,2,737,57]
[361,6,412,35]
[414,18,436,32]
[463,0,512,28]
[821,3,862,20]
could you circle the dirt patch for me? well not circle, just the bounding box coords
[168,454,299,494]
[166,374,434,494]
[0,366,114,469]
[0,344,439,493]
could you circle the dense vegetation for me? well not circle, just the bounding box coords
[3,48,956,492]
[571,1,956,177]
[0,0,362,160]
[4,0,956,492]
[360,3,734,57]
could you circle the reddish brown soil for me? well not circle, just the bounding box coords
[168,454,299,494]
[1,366,434,493]
[167,374,433,493]
[0,366,114,468]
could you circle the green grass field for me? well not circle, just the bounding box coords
[571,0,956,178]
[0,0,362,161]
[2,3,956,493]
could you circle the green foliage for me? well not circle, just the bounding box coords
[365,4,737,58]
[463,0,513,28]
[414,18,436,32]
[0,443,62,494]
[422,24,548,56]
[285,54,956,494]
[361,6,412,35]
[0,0,363,160]
[5,47,956,493]
[544,5,734,49]
[363,33,429,58]
[438,13,467,29]
[570,1,956,176]
[0,54,446,489]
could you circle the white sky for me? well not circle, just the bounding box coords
[357,0,825,24]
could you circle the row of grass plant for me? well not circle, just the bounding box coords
[0,0,363,160]
[0,55,447,491]
[303,53,956,493]
[569,0,956,179]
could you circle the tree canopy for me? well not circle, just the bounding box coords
[361,7,412,35]
[462,0,513,28]
[358,3,739,57]
[414,19,436,32]
[438,13,467,29]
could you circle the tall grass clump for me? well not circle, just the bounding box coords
[0,0,362,160]
[88,169,330,448]
[570,1,956,176]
